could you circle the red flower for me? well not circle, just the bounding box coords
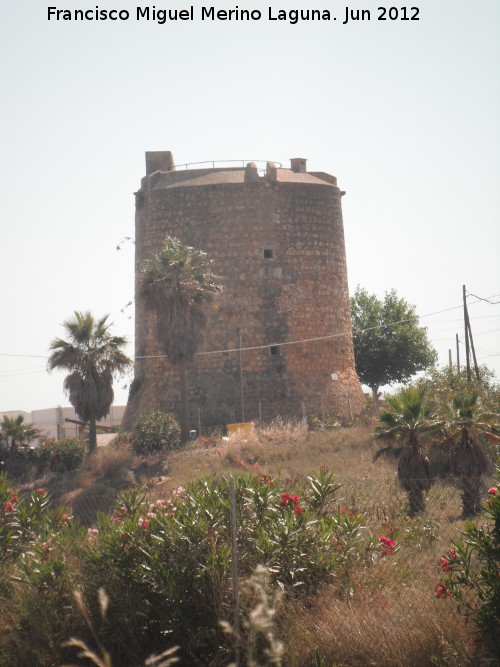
[10,493,17,504]
[4,501,14,512]
[379,535,397,557]
[281,493,301,512]
[36,488,46,495]
[62,513,69,522]
[340,508,346,515]
[379,536,397,548]
[435,584,451,598]
[487,487,497,495]
[294,504,302,516]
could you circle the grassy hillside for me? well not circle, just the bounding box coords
[1,420,498,666]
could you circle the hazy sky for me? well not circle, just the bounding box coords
[1,0,499,413]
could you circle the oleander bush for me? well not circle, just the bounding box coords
[0,469,374,666]
[435,468,500,659]
[34,437,87,473]
[82,471,370,665]
[133,411,181,456]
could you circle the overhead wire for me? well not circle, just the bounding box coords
[0,292,498,362]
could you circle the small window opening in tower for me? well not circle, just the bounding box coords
[263,249,274,259]
[269,345,280,356]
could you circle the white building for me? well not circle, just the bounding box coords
[0,406,126,443]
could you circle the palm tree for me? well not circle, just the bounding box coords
[445,390,496,517]
[375,386,436,515]
[0,415,41,456]
[48,311,131,453]
[140,237,222,442]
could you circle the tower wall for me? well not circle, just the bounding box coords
[122,156,364,431]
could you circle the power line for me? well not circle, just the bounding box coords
[0,353,47,359]
[1,293,499,362]
[466,290,500,305]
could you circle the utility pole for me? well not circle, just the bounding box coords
[448,349,452,370]
[456,333,460,372]
[463,285,480,382]
[237,327,245,422]
[463,285,471,383]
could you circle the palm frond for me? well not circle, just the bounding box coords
[140,236,223,364]
[373,445,404,461]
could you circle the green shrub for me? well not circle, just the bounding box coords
[35,438,87,473]
[133,411,181,455]
[436,467,500,658]
[80,472,370,665]
[0,473,58,560]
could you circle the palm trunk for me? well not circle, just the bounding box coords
[461,475,482,518]
[179,362,190,443]
[88,417,97,454]
[452,428,489,518]
[398,434,431,516]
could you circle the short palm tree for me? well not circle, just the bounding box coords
[444,390,496,517]
[48,311,131,453]
[375,386,436,515]
[140,237,222,442]
[0,415,41,456]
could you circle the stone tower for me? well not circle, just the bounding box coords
[122,152,364,431]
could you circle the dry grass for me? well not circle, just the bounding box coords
[283,581,479,667]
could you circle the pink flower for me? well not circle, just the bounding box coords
[487,487,497,495]
[10,493,17,504]
[438,556,451,572]
[36,488,46,495]
[87,528,99,541]
[4,501,14,512]
[435,584,451,599]
[62,514,69,521]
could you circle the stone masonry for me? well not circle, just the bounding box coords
[121,153,364,431]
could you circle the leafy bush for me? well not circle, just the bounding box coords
[35,438,87,473]
[133,411,181,455]
[78,472,370,665]
[0,474,59,560]
[436,468,500,658]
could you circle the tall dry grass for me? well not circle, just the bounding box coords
[283,581,479,667]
